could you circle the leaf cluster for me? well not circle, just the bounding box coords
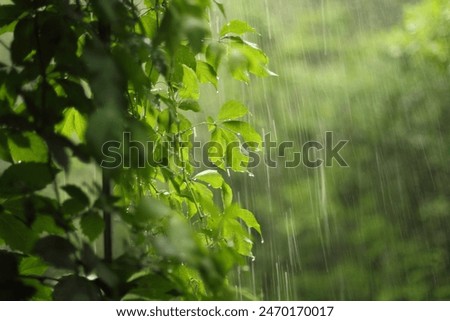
[0,0,273,300]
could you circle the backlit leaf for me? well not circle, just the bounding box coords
[220,20,255,37]
[221,120,262,146]
[218,100,248,121]
[226,204,261,235]
[194,170,224,189]
[178,65,199,100]
[7,132,48,163]
[196,61,218,88]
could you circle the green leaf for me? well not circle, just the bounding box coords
[157,108,171,132]
[179,99,201,112]
[217,204,261,257]
[220,215,253,257]
[32,215,65,236]
[218,100,248,121]
[0,214,37,252]
[62,194,89,215]
[222,182,233,209]
[183,16,209,54]
[178,65,199,100]
[188,182,221,217]
[209,128,227,169]
[171,264,206,298]
[10,17,36,65]
[53,275,102,300]
[86,108,125,160]
[80,243,119,288]
[226,143,249,172]
[0,5,22,30]
[7,132,48,163]
[61,200,84,215]
[210,126,248,172]
[153,215,200,264]
[220,20,255,37]
[34,236,76,270]
[228,49,249,82]
[226,204,261,235]
[112,45,149,99]
[55,107,87,142]
[126,273,181,300]
[62,185,90,208]
[141,9,157,38]
[0,162,57,196]
[58,80,93,115]
[230,39,277,77]
[171,45,197,83]
[19,257,48,276]
[80,211,104,242]
[213,0,226,17]
[0,131,12,162]
[194,170,224,188]
[196,61,218,88]
[221,120,262,145]
[123,197,172,227]
[205,42,226,70]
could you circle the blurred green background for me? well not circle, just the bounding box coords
[209,0,450,300]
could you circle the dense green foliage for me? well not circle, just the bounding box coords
[225,0,450,299]
[0,0,273,300]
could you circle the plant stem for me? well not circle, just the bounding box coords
[98,16,113,264]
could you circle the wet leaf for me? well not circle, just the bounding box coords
[221,120,262,145]
[194,170,224,189]
[218,100,248,121]
[196,61,218,88]
[205,42,226,70]
[178,65,199,100]
[220,20,255,37]
[225,204,261,235]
